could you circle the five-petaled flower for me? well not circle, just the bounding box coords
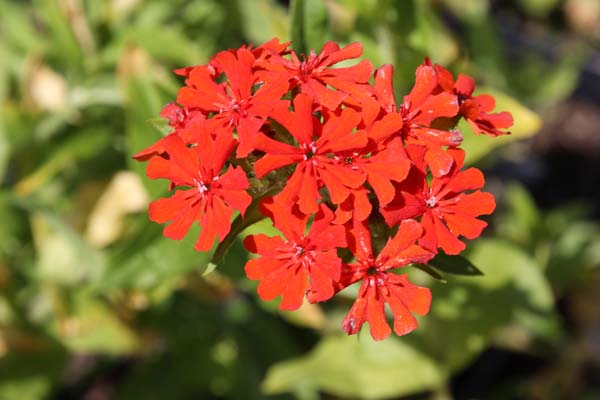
[147,133,252,251]
[244,199,346,310]
[382,148,496,255]
[338,219,434,340]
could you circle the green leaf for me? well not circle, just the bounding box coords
[409,0,458,65]
[98,223,212,291]
[147,117,172,136]
[237,0,289,44]
[517,0,560,17]
[497,182,542,246]
[103,26,205,66]
[289,0,328,55]
[460,88,543,165]
[15,128,112,196]
[120,51,167,198]
[35,0,84,70]
[48,293,139,355]
[413,263,446,282]
[30,211,106,286]
[0,336,67,400]
[289,0,307,55]
[263,334,444,399]
[428,252,484,276]
[416,239,558,371]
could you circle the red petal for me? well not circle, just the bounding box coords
[433,64,455,92]
[364,160,411,207]
[146,136,198,183]
[318,166,351,204]
[270,93,315,145]
[212,48,255,99]
[244,256,284,280]
[443,168,485,194]
[418,212,438,253]
[253,154,300,178]
[303,79,346,110]
[367,112,403,142]
[322,42,363,66]
[412,92,458,125]
[243,234,286,255]
[216,187,252,216]
[257,267,288,301]
[388,274,432,316]
[377,219,423,263]
[433,215,465,255]
[347,219,374,261]
[308,206,345,245]
[320,161,365,189]
[381,245,435,270]
[149,191,202,240]
[308,262,336,303]
[444,213,488,240]
[194,222,216,251]
[235,117,264,158]
[405,63,437,108]
[322,59,374,83]
[318,108,363,151]
[361,95,382,127]
[385,291,419,336]
[450,191,496,216]
[425,145,454,178]
[279,268,309,310]
[374,64,397,110]
[342,281,369,335]
[298,169,321,214]
[366,289,391,340]
[455,74,475,96]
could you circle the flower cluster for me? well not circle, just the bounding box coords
[135,39,512,340]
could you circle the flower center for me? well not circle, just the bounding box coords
[298,52,318,80]
[425,196,438,208]
[228,99,247,116]
[302,141,318,160]
[194,178,209,194]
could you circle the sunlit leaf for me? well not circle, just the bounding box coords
[30,211,106,286]
[263,334,444,399]
[428,252,484,276]
[416,239,558,371]
[48,293,139,355]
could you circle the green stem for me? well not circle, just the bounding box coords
[210,185,281,265]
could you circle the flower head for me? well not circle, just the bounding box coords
[382,148,496,254]
[147,133,251,251]
[338,219,434,340]
[244,199,346,310]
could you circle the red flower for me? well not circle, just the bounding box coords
[332,136,411,224]
[177,48,289,157]
[244,199,346,310]
[147,133,252,251]
[132,103,206,161]
[260,41,373,110]
[338,219,434,340]
[374,63,461,177]
[254,94,368,214]
[381,148,496,255]
[434,65,513,137]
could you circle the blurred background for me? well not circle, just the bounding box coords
[1,0,600,399]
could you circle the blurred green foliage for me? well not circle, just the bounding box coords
[1,0,599,399]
